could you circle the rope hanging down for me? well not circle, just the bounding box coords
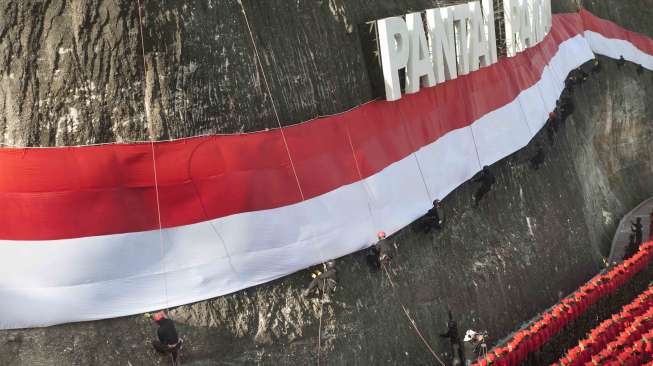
[237,4,330,366]
[383,265,446,366]
[138,0,171,311]
[317,277,326,366]
[413,152,434,202]
[238,1,305,201]
[151,141,171,310]
[468,125,484,170]
[399,118,435,202]
[187,142,242,280]
[344,123,378,229]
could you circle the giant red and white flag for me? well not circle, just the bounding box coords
[0,10,651,329]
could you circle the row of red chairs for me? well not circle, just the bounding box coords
[555,285,653,365]
[606,328,653,366]
[472,241,653,366]
[580,322,653,365]
[590,316,653,365]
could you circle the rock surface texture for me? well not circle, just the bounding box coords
[0,0,652,365]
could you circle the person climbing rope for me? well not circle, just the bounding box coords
[376,231,392,267]
[565,74,578,91]
[560,98,575,122]
[547,111,559,145]
[617,55,626,68]
[146,311,183,365]
[632,217,644,246]
[592,58,601,74]
[555,92,573,123]
[560,87,573,102]
[440,311,465,364]
[365,246,381,272]
[423,199,443,233]
[303,260,337,297]
[530,146,545,170]
[366,232,393,271]
[473,166,496,207]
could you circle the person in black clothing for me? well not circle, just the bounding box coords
[377,232,392,266]
[149,311,182,365]
[366,246,381,272]
[423,199,443,233]
[473,166,495,207]
[530,146,545,170]
[624,234,638,260]
[546,122,555,145]
[560,87,573,102]
[564,74,577,92]
[440,311,465,364]
[560,98,575,121]
[366,232,393,271]
[303,260,337,297]
[546,111,559,145]
[592,58,601,74]
[637,64,645,75]
[632,217,644,246]
[617,55,626,68]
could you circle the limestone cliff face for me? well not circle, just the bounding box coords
[0,0,472,146]
[1,1,652,365]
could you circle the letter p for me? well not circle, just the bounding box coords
[378,17,409,101]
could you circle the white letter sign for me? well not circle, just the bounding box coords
[375,0,550,100]
[377,17,410,101]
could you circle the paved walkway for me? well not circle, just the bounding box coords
[608,197,653,263]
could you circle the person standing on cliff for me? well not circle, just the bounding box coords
[473,166,496,207]
[440,311,465,364]
[146,311,182,365]
[632,217,644,246]
[624,234,638,260]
